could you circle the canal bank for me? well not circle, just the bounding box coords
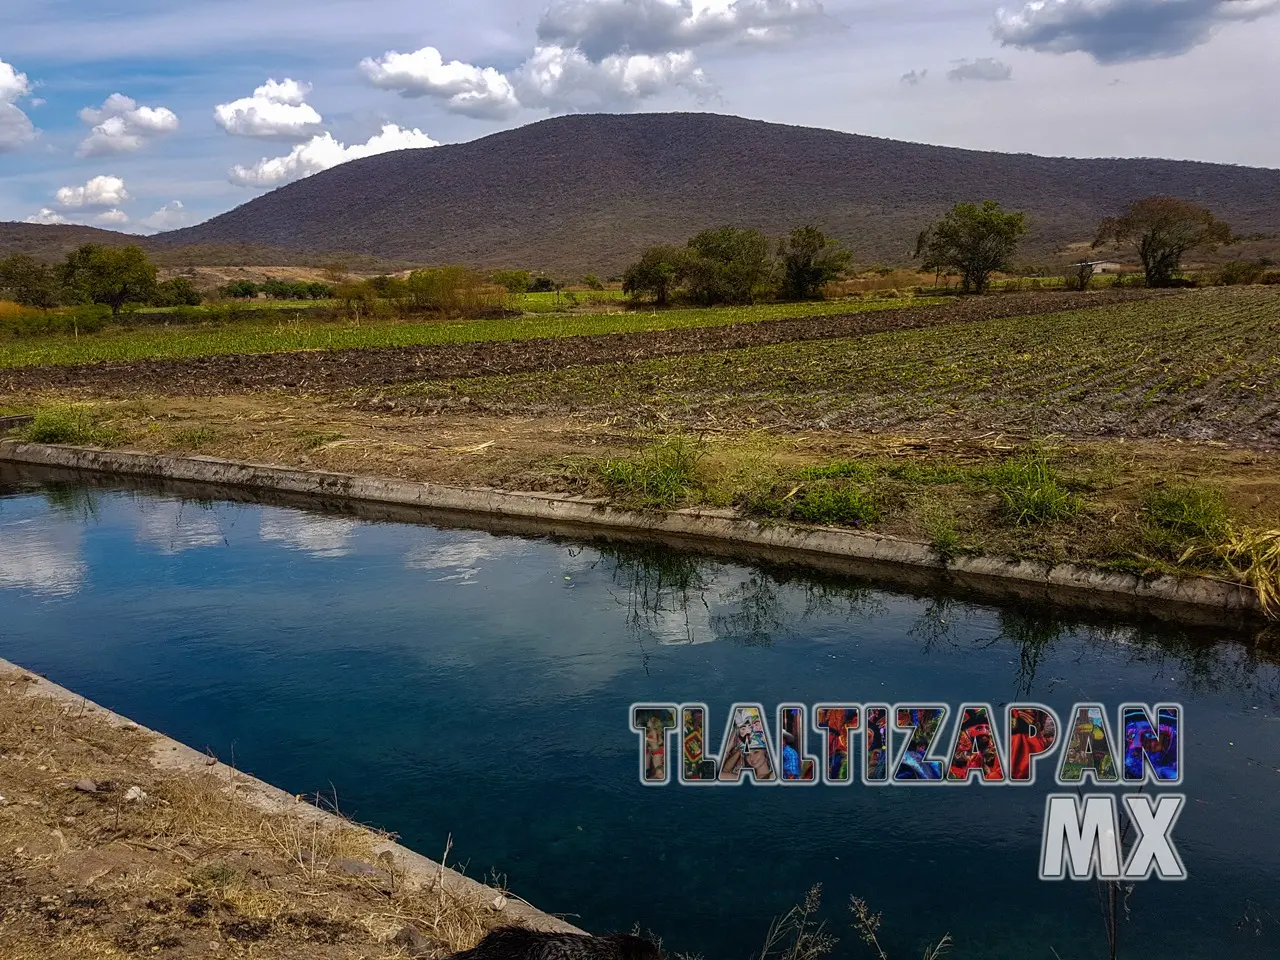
[0,440,1267,630]
[0,656,581,958]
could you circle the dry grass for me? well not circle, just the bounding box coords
[0,670,552,959]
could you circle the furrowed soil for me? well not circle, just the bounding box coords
[0,290,1165,396]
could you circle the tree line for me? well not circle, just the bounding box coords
[622,194,1243,305]
[622,225,853,307]
[0,195,1254,323]
[0,244,201,315]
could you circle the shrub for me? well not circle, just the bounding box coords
[152,277,203,307]
[529,276,556,293]
[221,280,259,299]
[19,406,121,446]
[1215,260,1267,286]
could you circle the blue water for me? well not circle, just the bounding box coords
[1,471,1278,959]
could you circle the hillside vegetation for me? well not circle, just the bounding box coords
[135,113,1279,273]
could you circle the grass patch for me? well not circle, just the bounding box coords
[171,425,219,450]
[986,453,1083,527]
[18,405,122,447]
[596,435,707,508]
[786,482,882,527]
[1143,483,1229,540]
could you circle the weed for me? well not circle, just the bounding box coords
[18,405,122,447]
[297,430,345,451]
[750,480,881,527]
[987,453,1082,526]
[597,436,707,508]
[1183,527,1280,618]
[798,460,876,482]
[172,426,218,450]
[1142,484,1229,540]
[189,862,238,892]
[789,483,882,526]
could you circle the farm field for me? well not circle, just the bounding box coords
[0,294,938,370]
[396,286,1280,446]
[3,285,1278,621]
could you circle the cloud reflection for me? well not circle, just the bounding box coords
[259,511,357,558]
[0,518,86,596]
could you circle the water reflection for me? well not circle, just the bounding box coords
[593,543,1280,703]
[406,535,505,583]
[0,519,85,596]
[258,512,356,558]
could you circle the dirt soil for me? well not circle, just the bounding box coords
[0,670,583,960]
[0,290,1166,396]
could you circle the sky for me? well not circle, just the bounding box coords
[1,0,1277,234]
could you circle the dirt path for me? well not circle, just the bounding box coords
[0,291,1166,396]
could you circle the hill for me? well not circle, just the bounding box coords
[7,114,1280,276]
[152,113,1280,275]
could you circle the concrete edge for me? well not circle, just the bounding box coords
[0,440,1265,622]
[0,656,583,935]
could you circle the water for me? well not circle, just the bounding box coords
[1,467,1278,959]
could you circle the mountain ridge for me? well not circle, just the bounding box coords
[10,113,1280,274]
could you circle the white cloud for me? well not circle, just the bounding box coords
[229,123,439,188]
[994,0,1280,63]
[536,0,828,61]
[948,57,1014,80]
[214,77,324,139]
[0,57,37,152]
[78,93,179,156]
[138,200,190,232]
[24,207,70,225]
[360,46,521,119]
[516,44,712,110]
[94,208,130,225]
[55,175,131,209]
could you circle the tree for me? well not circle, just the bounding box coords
[916,200,1027,294]
[491,269,531,295]
[0,254,64,308]
[152,276,203,307]
[221,280,258,299]
[60,244,158,317]
[622,245,688,307]
[1063,260,1096,292]
[1093,196,1232,288]
[779,226,852,300]
[684,226,775,305]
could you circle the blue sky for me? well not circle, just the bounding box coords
[2,0,1277,233]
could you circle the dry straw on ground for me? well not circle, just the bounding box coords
[0,670,547,959]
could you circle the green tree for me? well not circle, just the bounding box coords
[0,254,64,308]
[684,226,775,305]
[779,226,852,300]
[916,201,1027,294]
[1094,196,1232,288]
[491,269,531,295]
[152,276,203,307]
[622,245,688,307]
[221,280,258,299]
[60,244,158,316]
